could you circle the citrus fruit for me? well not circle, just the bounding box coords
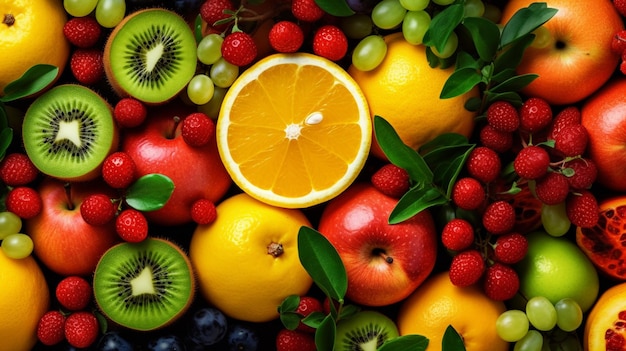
[216,53,371,209]
[517,231,599,313]
[348,32,478,160]
[0,250,50,351]
[0,0,70,95]
[584,282,626,351]
[189,192,314,322]
[396,271,508,351]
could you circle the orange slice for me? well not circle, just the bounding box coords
[216,53,371,208]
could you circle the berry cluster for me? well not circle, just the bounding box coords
[275,295,323,351]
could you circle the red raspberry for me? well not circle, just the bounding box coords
[513,145,550,180]
[114,97,147,128]
[56,276,92,311]
[479,124,513,153]
[483,263,519,301]
[268,21,305,53]
[312,25,348,61]
[370,163,410,198]
[620,60,626,75]
[548,106,581,140]
[200,0,236,31]
[80,193,116,226]
[70,48,104,85]
[553,124,588,157]
[534,172,570,205]
[102,151,136,189]
[5,186,42,219]
[563,158,597,190]
[291,0,325,22]
[295,296,323,333]
[482,200,516,235]
[493,233,528,265]
[37,310,66,346]
[441,218,475,251]
[519,97,552,133]
[190,198,217,225]
[182,112,215,147]
[276,328,316,351]
[486,101,519,132]
[64,311,99,349]
[0,152,39,186]
[115,209,149,242]
[451,177,485,210]
[221,31,257,67]
[63,16,102,48]
[465,146,501,184]
[449,249,485,287]
[614,0,626,18]
[565,190,599,228]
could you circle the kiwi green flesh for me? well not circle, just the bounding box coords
[22,84,116,181]
[105,9,197,104]
[93,238,195,331]
[334,310,400,351]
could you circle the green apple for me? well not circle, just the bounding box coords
[515,231,599,312]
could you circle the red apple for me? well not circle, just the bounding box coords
[25,177,120,276]
[121,103,232,226]
[317,182,438,307]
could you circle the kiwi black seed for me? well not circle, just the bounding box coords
[93,237,196,331]
[104,8,197,105]
[22,84,118,181]
[334,310,400,350]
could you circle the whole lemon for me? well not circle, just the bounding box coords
[349,33,478,159]
[189,193,313,322]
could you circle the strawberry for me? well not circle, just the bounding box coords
[563,158,597,190]
[553,124,588,157]
[182,112,215,147]
[513,145,550,180]
[449,249,485,287]
[190,198,217,225]
[371,163,410,198]
[441,218,475,251]
[200,0,235,31]
[64,311,99,349]
[479,124,513,154]
[614,0,626,17]
[465,146,501,184]
[80,193,116,226]
[63,16,102,48]
[486,100,519,132]
[5,186,42,219]
[483,263,519,301]
[115,209,149,242]
[291,0,325,22]
[37,310,66,346]
[221,31,257,67]
[102,151,136,189]
[114,97,147,128]
[269,21,305,53]
[55,276,92,311]
[0,152,39,186]
[276,328,316,351]
[548,106,581,140]
[493,233,528,265]
[534,172,570,205]
[451,177,485,210]
[295,296,323,333]
[566,190,600,228]
[312,25,348,61]
[612,29,626,55]
[70,48,104,85]
[519,97,553,133]
[482,200,516,235]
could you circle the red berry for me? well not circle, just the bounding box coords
[64,311,99,349]
[37,310,66,346]
[451,177,485,210]
[486,101,519,132]
[295,296,323,333]
[565,190,600,228]
[553,124,588,157]
[182,112,215,147]
[483,263,519,301]
[548,106,581,140]
[5,186,42,219]
[70,48,104,85]
[563,158,597,190]
[102,151,136,189]
[268,21,305,53]
[465,146,501,184]
[221,31,257,67]
[291,0,325,22]
[612,29,626,55]
[493,233,528,265]
[441,218,475,251]
[63,16,102,48]
[55,276,92,311]
[519,97,552,133]
[116,209,149,242]
[200,0,236,31]
[312,25,348,61]
[370,163,410,198]
[276,328,316,351]
[614,0,626,18]
[449,249,485,287]
[534,172,570,205]
[0,152,39,186]
[482,200,516,235]
[114,98,147,128]
[513,145,550,180]
[479,124,513,154]
[80,193,116,226]
[190,198,217,225]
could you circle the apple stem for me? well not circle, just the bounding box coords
[267,242,284,258]
[64,183,75,210]
[380,252,393,264]
[2,14,14,26]
[169,116,181,139]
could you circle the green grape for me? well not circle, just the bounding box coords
[554,298,583,332]
[432,0,455,5]
[402,10,431,45]
[340,14,374,40]
[210,57,239,88]
[548,331,583,351]
[514,330,544,351]
[198,86,228,119]
[351,35,387,72]
[431,31,458,59]
[371,0,407,30]
[197,34,224,65]
[399,0,430,11]
[526,296,558,331]
[0,212,22,240]
[464,0,485,17]
[541,202,571,237]
[187,74,215,105]
[495,310,529,342]
[64,0,99,17]
[1,233,34,259]
[96,0,126,28]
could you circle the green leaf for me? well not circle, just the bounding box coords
[389,186,448,224]
[455,51,479,70]
[484,90,523,106]
[298,226,347,301]
[490,67,517,84]
[500,3,557,47]
[314,0,355,16]
[337,303,361,320]
[489,73,538,93]
[0,65,59,102]
[314,314,336,351]
[461,16,500,62]
[194,14,204,43]
[0,105,7,130]
[0,128,13,160]
[278,295,300,314]
[464,96,482,112]
[440,67,482,99]
[423,4,464,53]
[420,133,470,154]
[279,312,301,330]
[442,325,466,351]
[494,34,535,73]
[379,334,429,351]
[302,311,326,329]
[124,174,175,211]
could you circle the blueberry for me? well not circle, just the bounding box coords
[346,0,379,13]
[97,331,134,351]
[146,335,186,351]
[187,307,228,347]
[227,324,259,351]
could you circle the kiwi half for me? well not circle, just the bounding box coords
[22,84,118,181]
[93,237,196,331]
[104,8,197,104]
[334,310,400,351]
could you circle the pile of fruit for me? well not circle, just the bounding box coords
[3,0,626,350]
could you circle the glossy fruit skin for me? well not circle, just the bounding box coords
[317,182,438,306]
[188,307,228,346]
[122,103,231,226]
[584,282,626,350]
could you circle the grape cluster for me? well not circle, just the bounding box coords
[0,211,33,259]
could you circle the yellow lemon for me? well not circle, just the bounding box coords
[189,192,313,322]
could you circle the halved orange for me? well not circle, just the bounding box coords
[216,53,371,208]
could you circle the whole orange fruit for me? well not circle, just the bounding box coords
[500,0,623,105]
[0,0,70,95]
[584,282,626,350]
